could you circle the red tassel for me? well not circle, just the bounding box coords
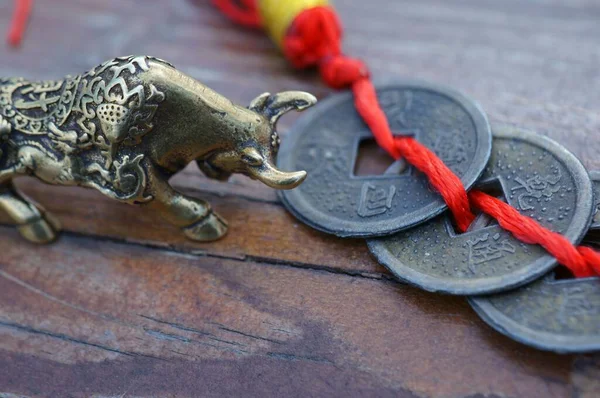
[7,0,33,47]
[214,0,600,278]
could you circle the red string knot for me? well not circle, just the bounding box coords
[320,55,369,89]
[283,6,342,69]
[213,0,600,279]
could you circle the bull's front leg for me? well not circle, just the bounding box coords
[0,182,61,244]
[0,148,62,243]
[144,166,228,242]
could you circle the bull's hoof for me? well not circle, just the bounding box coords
[18,213,61,244]
[183,212,228,242]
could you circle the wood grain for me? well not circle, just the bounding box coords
[1,0,599,396]
[0,229,579,397]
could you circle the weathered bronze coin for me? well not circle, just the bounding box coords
[582,171,600,246]
[277,81,491,237]
[469,273,600,353]
[589,171,600,230]
[368,125,594,295]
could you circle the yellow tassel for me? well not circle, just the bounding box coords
[258,0,329,48]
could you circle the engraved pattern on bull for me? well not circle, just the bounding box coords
[0,56,315,243]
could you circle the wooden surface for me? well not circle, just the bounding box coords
[1,0,600,396]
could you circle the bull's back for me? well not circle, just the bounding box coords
[0,76,64,167]
[140,61,261,172]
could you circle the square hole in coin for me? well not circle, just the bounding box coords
[447,179,591,280]
[555,236,600,279]
[449,179,505,235]
[353,138,410,177]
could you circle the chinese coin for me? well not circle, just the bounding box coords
[277,80,492,237]
[582,171,600,245]
[469,273,600,353]
[589,171,600,230]
[368,125,594,295]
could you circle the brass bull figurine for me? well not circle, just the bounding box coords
[0,56,315,243]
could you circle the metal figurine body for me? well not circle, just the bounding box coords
[0,56,315,243]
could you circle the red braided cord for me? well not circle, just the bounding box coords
[469,191,600,278]
[7,0,32,47]
[212,0,262,29]
[217,1,600,277]
[8,0,258,47]
[352,79,476,232]
[285,7,476,231]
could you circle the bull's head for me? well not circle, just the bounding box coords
[197,91,316,189]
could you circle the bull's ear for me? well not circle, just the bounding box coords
[248,92,271,113]
[250,91,317,125]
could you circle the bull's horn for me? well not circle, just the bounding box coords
[249,91,317,125]
[247,160,307,190]
[248,92,271,112]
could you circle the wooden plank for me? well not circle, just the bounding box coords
[0,228,581,397]
[0,0,599,396]
[0,176,386,278]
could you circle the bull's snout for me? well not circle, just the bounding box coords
[247,161,307,190]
